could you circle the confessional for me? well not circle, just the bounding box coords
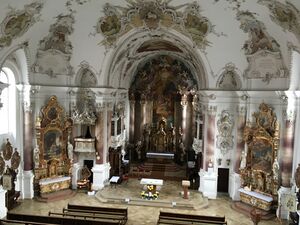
[240,103,280,211]
[34,96,73,196]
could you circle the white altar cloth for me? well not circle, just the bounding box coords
[239,188,273,202]
[39,176,71,185]
[146,152,174,159]
[140,178,163,186]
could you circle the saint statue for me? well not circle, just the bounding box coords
[272,158,279,181]
[240,151,247,169]
[67,137,73,162]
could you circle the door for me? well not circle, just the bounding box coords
[217,168,229,193]
[83,160,94,183]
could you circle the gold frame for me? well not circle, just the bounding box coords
[34,96,72,181]
[241,103,280,203]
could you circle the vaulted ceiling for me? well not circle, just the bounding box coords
[0,0,299,91]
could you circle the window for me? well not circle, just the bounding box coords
[0,67,16,137]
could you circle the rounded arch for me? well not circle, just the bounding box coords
[103,28,209,89]
[0,42,31,85]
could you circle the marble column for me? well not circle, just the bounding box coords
[181,94,188,146]
[129,93,135,143]
[234,106,247,173]
[95,110,104,164]
[281,111,295,187]
[205,106,217,170]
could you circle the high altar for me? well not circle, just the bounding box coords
[34,96,73,196]
[239,103,280,211]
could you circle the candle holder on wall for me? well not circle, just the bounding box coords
[218,158,222,166]
[226,159,231,166]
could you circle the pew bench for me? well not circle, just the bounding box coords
[49,211,124,224]
[0,219,58,225]
[157,211,227,225]
[66,204,128,224]
[6,212,119,225]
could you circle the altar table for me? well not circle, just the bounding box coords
[146,152,174,159]
[239,188,273,211]
[39,176,71,194]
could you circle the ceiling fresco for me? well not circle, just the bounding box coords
[32,14,75,77]
[236,11,287,83]
[258,0,300,43]
[96,0,215,49]
[0,1,43,49]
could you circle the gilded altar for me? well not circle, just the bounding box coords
[239,188,273,211]
[34,96,73,195]
[240,103,280,211]
[39,176,71,194]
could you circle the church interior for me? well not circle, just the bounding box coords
[0,0,300,224]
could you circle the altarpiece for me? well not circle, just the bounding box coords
[240,103,280,211]
[34,96,73,195]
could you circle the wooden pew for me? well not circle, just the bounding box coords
[157,211,227,225]
[67,203,128,224]
[0,219,58,225]
[49,211,125,224]
[6,212,120,225]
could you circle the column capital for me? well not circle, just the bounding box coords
[207,105,217,115]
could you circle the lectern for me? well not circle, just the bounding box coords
[182,180,190,199]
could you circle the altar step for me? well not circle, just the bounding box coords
[138,162,183,172]
[36,189,76,202]
[129,162,186,181]
[231,201,276,220]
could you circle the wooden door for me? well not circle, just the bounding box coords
[217,168,229,193]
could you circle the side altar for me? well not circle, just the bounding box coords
[34,96,73,199]
[239,103,280,211]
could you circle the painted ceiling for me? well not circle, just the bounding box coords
[0,0,299,91]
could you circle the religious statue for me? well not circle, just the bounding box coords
[179,141,186,163]
[240,151,247,169]
[272,158,279,182]
[135,140,142,160]
[67,138,73,162]
[33,141,40,168]
[155,123,166,152]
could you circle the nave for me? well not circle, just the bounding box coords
[8,179,286,225]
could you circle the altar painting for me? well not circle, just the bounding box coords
[43,129,63,160]
[251,139,272,173]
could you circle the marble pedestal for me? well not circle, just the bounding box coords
[0,187,7,218]
[23,170,34,199]
[229,172,241,201]
[199,170,218,199]
[277,186,293,220]
[91,163,110,190]
[72,163,81,189]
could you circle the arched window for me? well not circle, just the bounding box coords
[0,67,16,137]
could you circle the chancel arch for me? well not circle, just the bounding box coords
[128,53,201,169]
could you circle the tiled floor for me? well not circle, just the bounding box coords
[11,179,288,225]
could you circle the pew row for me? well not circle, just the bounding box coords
[66,204,128,225]
[50,211,126,225]
[157,211,227,225]
[0,219,58,225]
[6,212,120,225]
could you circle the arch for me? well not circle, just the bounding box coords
[74,62,98,87]
[103,28,209,89]
[0,42,31,85]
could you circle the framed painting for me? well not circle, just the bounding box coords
[2,174,12,191]
[250,138,273,173]
[43,128,63,160]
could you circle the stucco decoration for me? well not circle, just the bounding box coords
[96,1,214,49]
[216,63,242,90]
[32,14,75,77]
[0,1,43,49]
[258,1,300,42]
[76,62,98,87]
[237,11,287,83]
[216,110,234,155]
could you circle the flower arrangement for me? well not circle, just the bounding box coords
[140,185,159,200]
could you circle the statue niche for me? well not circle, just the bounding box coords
[240,103,280,211]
